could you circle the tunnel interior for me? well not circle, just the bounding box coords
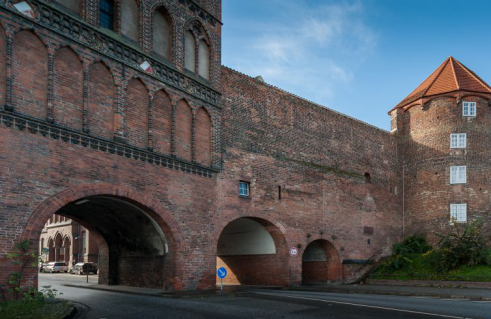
[52,195,169,288]
[216,217,289,286]
[302,239,341,284]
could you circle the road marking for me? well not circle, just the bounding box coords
[254,292,469,319]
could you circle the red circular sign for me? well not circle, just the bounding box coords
[289,247,298,256]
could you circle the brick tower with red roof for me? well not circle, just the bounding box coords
[390,57,491,239]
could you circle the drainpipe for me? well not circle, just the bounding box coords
[402,164,405,238]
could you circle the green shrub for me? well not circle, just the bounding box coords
[393,234,432,255]
[429,219,491,272]
[373,234,432,273]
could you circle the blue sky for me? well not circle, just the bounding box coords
[221,0,491,130]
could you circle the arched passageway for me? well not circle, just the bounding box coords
[302,239,342,284]
[28,189,182,290]
[216,217,289,286]
[50,196,170,288]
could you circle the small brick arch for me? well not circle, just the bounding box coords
[302,238,342,283]
[195,106,212,166]
[12,28,50,49]
[12,29,49,118]
[175,98,193,161]
[87,59,116,84]
[53,46,84,130]
[53,45,83,62]
[213,214,293,286]
[125,77,150,148]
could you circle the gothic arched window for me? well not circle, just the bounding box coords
[153,8,172,60]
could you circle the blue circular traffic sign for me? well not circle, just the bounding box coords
[217,267,227,279]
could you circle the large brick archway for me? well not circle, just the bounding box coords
[21,183,186,291]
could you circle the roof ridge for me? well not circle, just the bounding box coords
[453,59,491,93]
[449,57,461,90]
[221,65,390,133]
[423,57,450,97]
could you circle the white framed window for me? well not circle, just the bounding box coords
[450,166,467,184]
[450,133,466,149]
[450,203,467,222]
[462,101,476,117]
[239,181,250,197]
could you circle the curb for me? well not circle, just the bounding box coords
[62,301,89,319]
[63,284,235,299]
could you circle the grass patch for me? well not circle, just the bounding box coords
[371,253,491,282]
[0,300,73,319]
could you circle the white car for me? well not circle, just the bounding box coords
[43,261,68,273]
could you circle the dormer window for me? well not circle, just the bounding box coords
[462,101,476,117]
[100,0,114,30]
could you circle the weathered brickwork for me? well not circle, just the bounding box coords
[217,68,401,284]
[392,96,491,242]
[4,0,488,296]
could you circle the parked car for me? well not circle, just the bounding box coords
[70,262,98,275]
[43,262,68,273]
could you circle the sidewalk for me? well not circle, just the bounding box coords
[64,283,233,298]
[280,283,491,300]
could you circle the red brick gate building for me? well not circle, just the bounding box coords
[0,0,489,293]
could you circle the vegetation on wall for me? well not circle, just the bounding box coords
[0,241,72,319]
[370,220,491,281]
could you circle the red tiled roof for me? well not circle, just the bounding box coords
[394,57,491,110]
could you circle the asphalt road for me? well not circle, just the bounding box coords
[40,273,491,319]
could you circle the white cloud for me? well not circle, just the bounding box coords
[226,0,377,105]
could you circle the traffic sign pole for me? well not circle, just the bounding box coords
[217,266,227,292]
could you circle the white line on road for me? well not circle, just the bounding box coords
[254,292,470,319]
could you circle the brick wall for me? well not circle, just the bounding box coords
[53,47,84,130]
[118,256,166,288]
[0,23,5,107]
[302,261,328,284]
[12,30,48,119]
[217,255,289,286]
[87,62,115,138]
[0,0,406,296]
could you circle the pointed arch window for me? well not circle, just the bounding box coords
[184,31,196,72]
[120,0,139,42]
[198,40,210,80]
[100,0,114,30]
[153,8,171,60]
[184,24,211,81]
